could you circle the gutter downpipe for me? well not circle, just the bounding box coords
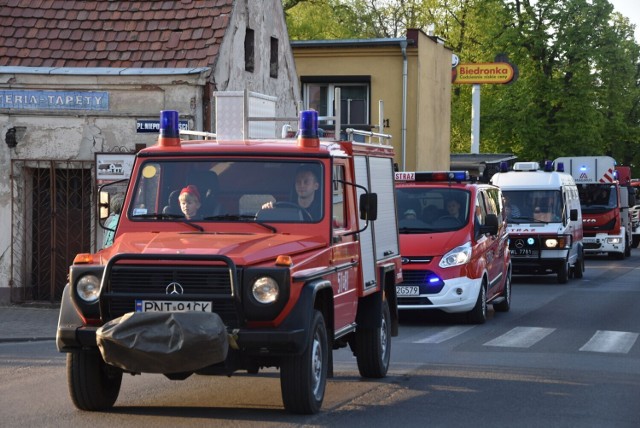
[400,40,408,171]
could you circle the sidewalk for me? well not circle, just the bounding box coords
[0,304,60,342]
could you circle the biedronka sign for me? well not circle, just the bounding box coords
[452,62,515,84]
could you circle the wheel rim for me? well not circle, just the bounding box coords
[311,330,323,400]
[380,312,388,361]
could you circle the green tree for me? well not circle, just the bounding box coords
[284,0,640,173]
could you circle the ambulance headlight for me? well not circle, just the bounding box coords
[439,242,472,268]
[545,238,559,248]
[251,276,279,304]
[607,237,622,244]
[76,274,101,303]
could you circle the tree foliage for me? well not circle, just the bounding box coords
[284,0,640,172]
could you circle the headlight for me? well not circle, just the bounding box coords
[251,276,279,304]
[545,238,559,248]
[439,242,472,268]
[76,274,101,303]
[607,237,622,244]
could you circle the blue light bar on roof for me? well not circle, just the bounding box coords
[159,110,179,138]
[395,171,469,182]
[543,160,554,172]
[299,110,318,138]
[556,162,565,172]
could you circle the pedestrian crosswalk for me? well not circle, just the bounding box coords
[409,326,640,354]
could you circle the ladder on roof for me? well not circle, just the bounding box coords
[180,88,391,144]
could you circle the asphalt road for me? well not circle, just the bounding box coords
[1,252,639,427]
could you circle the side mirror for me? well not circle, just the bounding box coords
[570,208,578,222]
[99,191,111,220]
[480,213,499,236]
[359,193,378,221]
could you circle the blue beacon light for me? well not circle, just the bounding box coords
[297,110,320,148]
[158,110,181,146]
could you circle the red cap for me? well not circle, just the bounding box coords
[180,185,200,202]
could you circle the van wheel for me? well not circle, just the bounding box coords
[625,238,631,257]
[280,310,327,414]
[355,299,391,378]
[493,271,511,312]
[557,262,569,284]
[67,351,122,411]
[633,236,640,248]
[467,281,487,324]
[573,254,584,279]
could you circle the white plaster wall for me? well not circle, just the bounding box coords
[214,0,301,122]
[0,71,207,303]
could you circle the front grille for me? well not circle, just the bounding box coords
[102,264,241,327]
[584,242,602,250]
[398,296,433,305]
[398,270,445,294]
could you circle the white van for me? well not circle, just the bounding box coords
[490,161,584,283]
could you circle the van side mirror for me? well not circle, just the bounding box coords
[359,193,378,221]
[480,213,499,235]
[570,208,578,222]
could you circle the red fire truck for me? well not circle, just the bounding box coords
[555,156,632,259]
[56,109,402,414]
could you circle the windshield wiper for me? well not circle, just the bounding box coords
[131,212,204,232]
[509,216,547,224]
[203,214,256,221]
[399,227,436,233]
[202,214,276,232]
[132,213,184,220]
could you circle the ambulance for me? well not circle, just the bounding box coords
[394,171,512,324]
[490,161,584,283]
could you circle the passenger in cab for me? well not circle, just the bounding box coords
[179,185,202,220]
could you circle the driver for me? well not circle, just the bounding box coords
[261,165,321,220]
[445,199,463,220]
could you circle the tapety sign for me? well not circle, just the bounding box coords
[0,90,109,110]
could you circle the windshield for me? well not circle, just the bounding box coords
[577,184,617,210]
[502,190,563,223]
[395,187,470,232]
[129,160,324,223]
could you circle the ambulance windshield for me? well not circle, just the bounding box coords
[501,190,563,223]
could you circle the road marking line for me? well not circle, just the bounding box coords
[579,330,639,353]
[484,326,555,348]
[412,326,476,344]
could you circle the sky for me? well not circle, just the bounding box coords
[608,0,640,42]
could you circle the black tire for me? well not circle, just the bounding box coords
[280,310,328,414]
[355,299,391,378]
[467,281,487,324]
[493,270,511,312]
[633,236,640,248]
[573,253,584,279]
[625,238,631,257]
[67,351,122,411]
[557,261,569,284]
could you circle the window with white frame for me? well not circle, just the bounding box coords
[301,78,370,130]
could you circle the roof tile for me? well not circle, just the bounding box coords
[1,0,235,69]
